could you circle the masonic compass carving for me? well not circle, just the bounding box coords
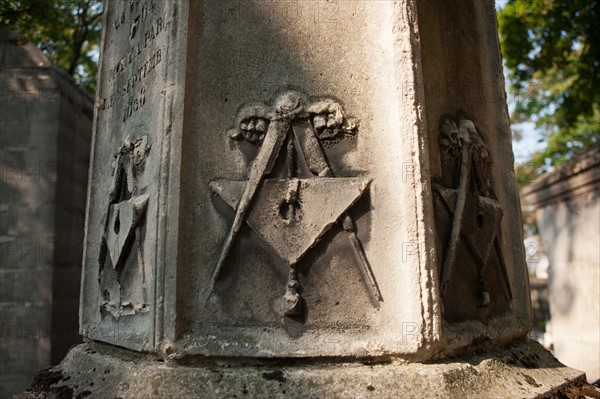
[98,136,150,318]
[210,90,381,318]
[433,116,512,321]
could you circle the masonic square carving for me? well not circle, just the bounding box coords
[210,90,381,320]
[433,115,512,322]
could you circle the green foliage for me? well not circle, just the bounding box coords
[498,0,600,171]
[515,161,542,189]
[0,0,103,96]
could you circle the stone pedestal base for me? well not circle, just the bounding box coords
[21,340,589,399]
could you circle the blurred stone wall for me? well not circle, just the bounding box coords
[523,145,600,384]
[0,28,92,397]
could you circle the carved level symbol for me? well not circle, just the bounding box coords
[279,198,301,222]
[279,179,302,223]
[210,90,382,317]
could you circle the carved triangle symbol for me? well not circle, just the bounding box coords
[435,185,502,264]
[211,177,371,265]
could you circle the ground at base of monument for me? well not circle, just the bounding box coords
[19,340,594,399]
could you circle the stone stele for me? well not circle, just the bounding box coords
[25,0,590,397]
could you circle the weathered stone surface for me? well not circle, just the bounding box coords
[80,0,185,351]
[27,0,591,396]
[20,340,588,399]
[80,0,531,361]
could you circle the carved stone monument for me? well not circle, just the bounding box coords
[25,1,590,397]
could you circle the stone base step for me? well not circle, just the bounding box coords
[19,340,590,399]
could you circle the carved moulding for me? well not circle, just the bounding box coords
[433,115,513,323]
[209,90,381,320]
[98,136,151,319]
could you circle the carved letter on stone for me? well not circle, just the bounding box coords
[210,90,381,319]
[99,136,150,318]
[433,116,512,322]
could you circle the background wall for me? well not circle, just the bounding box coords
[0,28,92,398]
[523,145,600,384]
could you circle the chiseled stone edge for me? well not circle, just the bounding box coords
[20,340,587,399]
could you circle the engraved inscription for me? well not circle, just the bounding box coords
[98,0,165,118]
[113,0,157,31]
[107,19,163,85]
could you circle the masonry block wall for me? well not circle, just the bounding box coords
[0,28,92,397]
[523,145,600,383]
